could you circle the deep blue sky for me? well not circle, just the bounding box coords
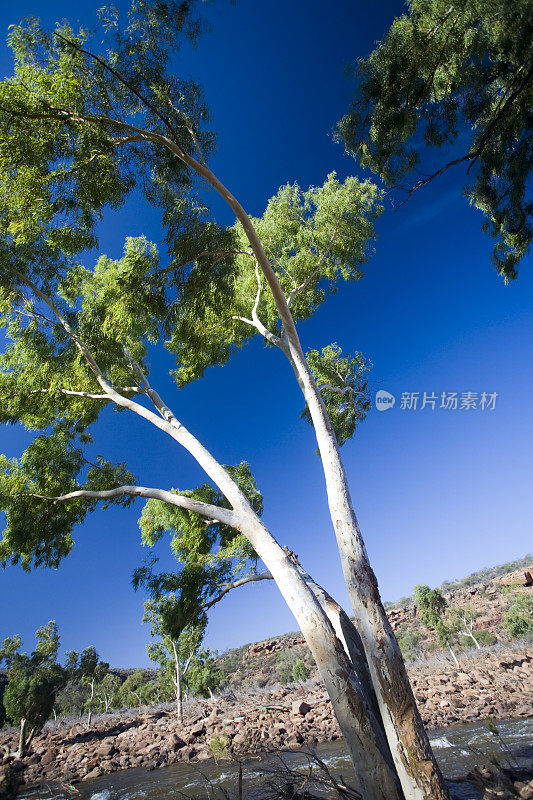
[0,1,531,667]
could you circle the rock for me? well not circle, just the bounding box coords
[84,767,103,780]
[69,724,85,736]
[291,701,311,716]
[96,742,116,758]
[181,746,197,760]
[515,781,533,800]
[190,722,206,737]
[167,734,186,751]
[40,748,59,766]
[8,760,25,773]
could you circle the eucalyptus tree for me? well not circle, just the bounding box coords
[338,0,533,281]
[0,622,65,756]
[413,585,459,668]
[0,4,450,798]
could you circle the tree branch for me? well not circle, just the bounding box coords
[27,485,238,527]
[2,386,141,401]
[203,571,273,611]
[287,223,340,306]
[52,32,179,140]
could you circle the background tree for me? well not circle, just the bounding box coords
[0,622,65,756]
[95,673,122,713]
[504,592,533,638]
[338,0,533,280]
[78,648,109,725]
[446,604,496,649]
[116,669,148,710]
[0,4,451,796]
[414,585,459,667]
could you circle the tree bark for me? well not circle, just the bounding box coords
[172,642,183,723]
[239,513,403,800]
[278,347,451,800]
[17,718,27,759]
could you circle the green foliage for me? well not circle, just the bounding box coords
[169,173,382,386]
[414,584,447,628]
[339,0,533,280]
[209,734,231,759]
[2,621,66,735]
[504,592,533,638]
[291,658,310,683]
[396,626,425,661]
[115,669,147,708]
[0,2,382,574]
[303,344,371,447]
[185,648,223,697]
[472,629,497,646]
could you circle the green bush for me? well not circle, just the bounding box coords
[397,628,425,661]
[504,593,533,638]
[473,630,497,646]
[291,658,310,682]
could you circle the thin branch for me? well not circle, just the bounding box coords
[397,60,533,205]
[318,384,367,400]
[2,386,140,401]
[52,32,179,140]
[287,223,340,306]
[203,572,273,611]
[26,485,238,527]
[396,153,473,208]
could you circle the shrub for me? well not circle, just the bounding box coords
[504,593,533,638]
[396,627,425,661]
[292,658,310,682]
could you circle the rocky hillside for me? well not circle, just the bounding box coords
[1,643,531,793]
[216,559,533,689]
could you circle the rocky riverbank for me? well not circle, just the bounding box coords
[1,643,531,796]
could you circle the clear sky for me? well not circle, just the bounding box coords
[0,0,531,667]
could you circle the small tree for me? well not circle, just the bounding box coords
[185,646,223,699]
[292,658,310,683]
[414,585,459,668]
[0,622,66,756]
[95,673,122,713]
[396,626,425,662]
[116,669,147,710]
[504,593,533,638]
[445,604,497,650]
[67,647,110,725]
[143,594,204,722]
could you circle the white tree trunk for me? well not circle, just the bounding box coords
[17,717,27,759]
[240,514,402,800]
[171,641,183,723]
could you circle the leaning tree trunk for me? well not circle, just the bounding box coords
[293,360,451,800]
[240,513,403,800]
[296,564,382,727]
[125,391,404,798]
[134,124,448,800]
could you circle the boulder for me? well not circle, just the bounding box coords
[291,700,311,716]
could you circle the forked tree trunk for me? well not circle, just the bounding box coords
[293,365,451,800]
[240,514,403,800]
[174,156,449,799]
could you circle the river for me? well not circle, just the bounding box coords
[18,717,532,800]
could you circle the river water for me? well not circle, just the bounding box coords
[19,717,532,800]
